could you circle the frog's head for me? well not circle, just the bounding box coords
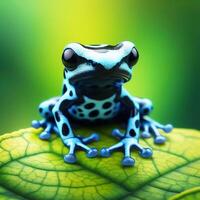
[62,41,139,90]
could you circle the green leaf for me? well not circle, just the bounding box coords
[0,126,200,200]
[0,185,25,200]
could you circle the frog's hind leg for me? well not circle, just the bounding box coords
[134,97,173,144]
[32,97,60,140]
[141,116,173,144]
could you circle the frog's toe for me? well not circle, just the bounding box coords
[141,131,151,138]
[32,120,43,128]
[100,148,111,157]
[112,129,124,139]
[82,133,100,143]
[87,148,98,158]
[64,154,77,163]
[163,124,173,133]
[90,133,100,142]
[139,148,153,158]
[122,157,135,167]
[39,131,51,140]
[154,135,166,144]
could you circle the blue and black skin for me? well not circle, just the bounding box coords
[32,41,173,167]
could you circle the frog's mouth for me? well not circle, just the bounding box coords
[69,69,131,99]
[69,68,131,87]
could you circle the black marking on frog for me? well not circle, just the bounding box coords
[62,123,69,136]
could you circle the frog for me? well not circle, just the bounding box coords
[32,41,173,167]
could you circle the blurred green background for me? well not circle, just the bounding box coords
[0,0,199,134]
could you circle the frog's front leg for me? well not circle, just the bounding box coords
[52,94,98,164]
[100,93,152,167]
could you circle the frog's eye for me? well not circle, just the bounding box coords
[62,48,78,70]
[127,47,139,68]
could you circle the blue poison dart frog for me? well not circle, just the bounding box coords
[32,41,173,167]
